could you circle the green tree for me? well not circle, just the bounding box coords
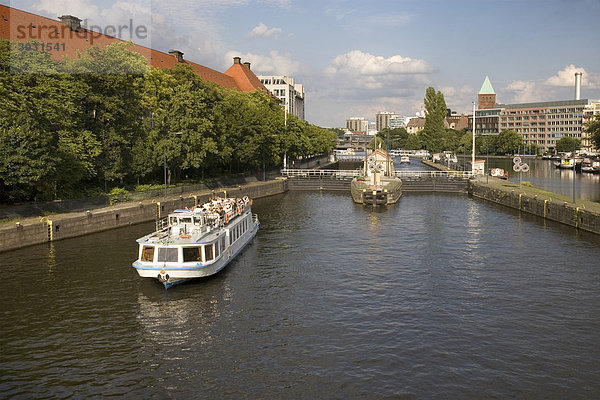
[404,134,422,150]
[495,130,523,155]
[368,136,384,150]
[63,42,148,186]
[555,136,581,153]
[377,127,409,149]
[584,114,600,150]
[0,39,102,200]
[421,87,447,152]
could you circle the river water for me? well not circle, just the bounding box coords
[2,187,600,398]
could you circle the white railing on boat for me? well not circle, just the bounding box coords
[280,169,474,179]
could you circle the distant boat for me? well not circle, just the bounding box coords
[554,158,575,169]
[399,156,410,164]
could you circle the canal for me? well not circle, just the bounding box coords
[2,191,599,398]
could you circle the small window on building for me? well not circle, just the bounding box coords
[158,247,178,262]
[183,247,202,262]
[141,246,154,262]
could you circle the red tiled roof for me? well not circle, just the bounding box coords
[224,63,268,93]
[0,5,266,92]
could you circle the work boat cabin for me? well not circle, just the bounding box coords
[132,196,259,288]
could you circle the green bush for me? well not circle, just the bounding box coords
[108,187,130,205]
[134,184,164,192]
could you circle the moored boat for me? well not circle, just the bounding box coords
[132,196,259,289]
[351,148,402,205]
[399,155,410,164]
[554,158,575,169]
[490,168,508,179]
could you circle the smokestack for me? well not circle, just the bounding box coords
[575,72,582,100]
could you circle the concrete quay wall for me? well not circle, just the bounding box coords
[0,180,287,253]
[469,180,600,235]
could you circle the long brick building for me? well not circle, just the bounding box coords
[0,4,267,93]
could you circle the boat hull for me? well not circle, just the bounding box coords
[132,219,259,289]
[350,178,402,205]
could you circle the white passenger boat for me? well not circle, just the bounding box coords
[399,156,410,164]
[132,196,259,289]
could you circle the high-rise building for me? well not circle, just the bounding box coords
[258,76,305,121]
[346,117,369,133]
[389,115,406,129]
[375,112,398,131]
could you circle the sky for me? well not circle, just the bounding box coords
[6,0,600,127]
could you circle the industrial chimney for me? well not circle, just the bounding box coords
[575,72,582,100]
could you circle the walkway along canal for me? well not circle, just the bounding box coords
[0,180,287,253]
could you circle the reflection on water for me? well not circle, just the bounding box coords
[1,191,600,398]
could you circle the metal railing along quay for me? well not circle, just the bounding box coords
[281,169,474,180]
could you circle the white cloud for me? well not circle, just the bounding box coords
[504,80,540,103]
[501,65,600,105]
[31,0,100,20]
[247,22,282,39]
[324,50,435,77]
[545,64,600,90]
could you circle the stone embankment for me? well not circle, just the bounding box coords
[469,177,600,235]
[0,179,287,253]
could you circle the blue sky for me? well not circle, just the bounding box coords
[8,0,600,127]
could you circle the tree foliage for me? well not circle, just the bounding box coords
[555,136,581,153]
[0,39,336,203]
[584,114,600,150]
[421,87,447,152]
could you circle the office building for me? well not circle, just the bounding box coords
[258,75,305,121]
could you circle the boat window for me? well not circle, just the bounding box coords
[193,217,202,226]
[180,217,192,224]
[141,246,154,262]
[183,247,202,262]
[205,244,214,261]
[170,217,178,225]
[221,237,226,251]
[157,247,178,262]
[215,240,220,257]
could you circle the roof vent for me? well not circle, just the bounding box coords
[243,62,251,70]
[169,49,184,63]
[59,15,82,32]
[233,56,241,65]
